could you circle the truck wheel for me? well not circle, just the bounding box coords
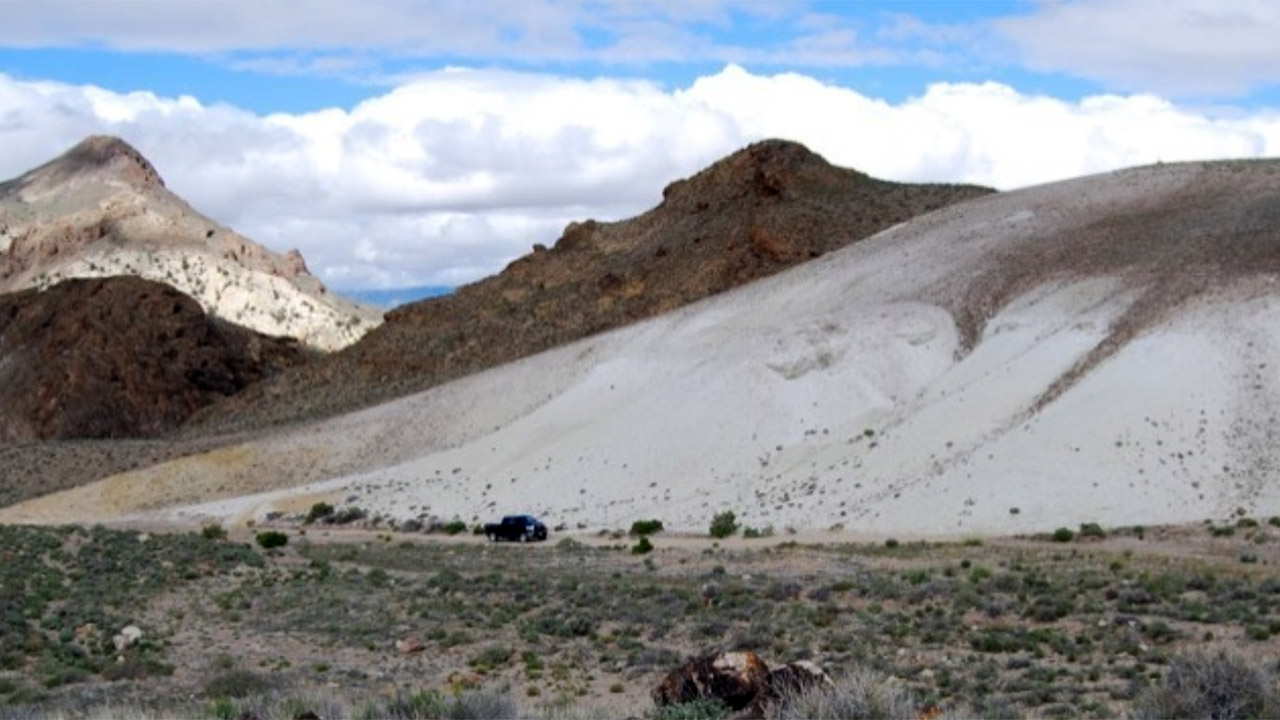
[487,533,495,542]
[519,532,528,543]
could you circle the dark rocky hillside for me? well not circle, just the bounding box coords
[0,276,309,444]
[194,140,992,432]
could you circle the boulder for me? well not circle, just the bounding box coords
[651,651,770,710]
[395,637,424,654]
[112,624,143,652]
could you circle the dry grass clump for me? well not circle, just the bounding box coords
[1129,649,1280,720]
[768,668,918,720]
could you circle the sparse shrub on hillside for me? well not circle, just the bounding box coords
[632,536,654,555]
[770,667,918,720]
[203,668,273,699]
[200,524,227,541]
[631,519,665,536]
[742,526,774,539]
[652,697,731,720]
[443,519,468,535]
[709,511,739,539]
[1051,528,1075,543]
[1079,522,1106,539]
[331,506,366,525]
[1130,650,1280,720]
[305,502,334,524]
[255,531,288,550]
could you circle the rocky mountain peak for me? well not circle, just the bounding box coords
[5,135,164,201]
[660,139,855,209]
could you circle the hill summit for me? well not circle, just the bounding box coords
[194,139,993,432]
[0,135,381,350]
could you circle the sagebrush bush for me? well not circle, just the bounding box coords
[305,502,334,524]
[632,536,654,555]
[1051,527,1075,543]
[1129,649,1280,720]
[709,511,739,539]
[255,531,288,549]
[443,519,468,535]
[200,524,227,541]
[631,519,665,536]
[769,668,918,720]
[1079,522,1106,538]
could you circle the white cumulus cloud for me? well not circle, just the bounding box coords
[997,0,1280,98]
[1,66,1278,291]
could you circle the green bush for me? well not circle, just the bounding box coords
[304,502,334,524]
[630,519,665,536]
[255,531,288,550]
[632,536,654,555]
[443,519,468,535]
[1051,527,1075,543]
[709,511,739,539]
[1079,522,1106,539]
[200,524,227,541]
[331,506,366,525]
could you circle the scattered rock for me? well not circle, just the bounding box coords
[652,650,770,710]
[654,652,833,716]
[112,625,143,652]
[395,637,424,654]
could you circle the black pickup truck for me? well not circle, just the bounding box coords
[484,515,548,542]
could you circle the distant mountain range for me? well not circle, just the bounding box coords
[345,285,453,308]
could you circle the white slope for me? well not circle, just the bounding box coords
[0,136,380,351]
[6,159,1280,537]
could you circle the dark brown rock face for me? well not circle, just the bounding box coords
[195,139,992,432]
[0,276,308,443]
[652,651,772,711]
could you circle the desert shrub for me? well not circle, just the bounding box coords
[203,668,272,699]
[101,655,174,681]
[373,688,518,720]
[709,511,739,539]
[653,697,731,720]
[631,519,665,536]
[305,502,334,524]
[468,646,512,670]
[1051,527,1075,543]
[742,526,774,539]
[200,524,227,541]
[1079,522,1106,539]
[1129,649,1279,720]
[443,519,468,535]
[632,536,654,555]
[332,506,367,525]
[255,531,288,550]
[770,667,917,719]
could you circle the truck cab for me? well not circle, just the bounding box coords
[484,515,548,542]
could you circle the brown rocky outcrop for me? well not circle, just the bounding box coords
[653,651,834,716]
[0,276,308,444]
[653,651,772,710]
[194,140,992,433]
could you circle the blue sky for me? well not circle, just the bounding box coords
[1,1,1279,291]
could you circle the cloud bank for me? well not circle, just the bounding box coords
[1,65,1278,290]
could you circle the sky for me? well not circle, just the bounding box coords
[1,1,1279,292]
